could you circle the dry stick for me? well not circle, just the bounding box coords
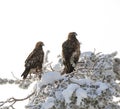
[0,91,35,108]
[11,72,19,80]
[50,64,54,71]
[43,62,53,71]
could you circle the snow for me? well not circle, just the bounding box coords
[52,63,63,72]
[95,82,109,95]
[80,51,94,59]
[35,71,63,95]
[62,84,79,104]
[70,78,93,86]
[76,88,87,106]
[41,97,55,109]
[62,83,87,106]
[55,91,63,101]
[40,71,62,86]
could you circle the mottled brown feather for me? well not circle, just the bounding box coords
[21,41,44,79]
[62,32,81,74]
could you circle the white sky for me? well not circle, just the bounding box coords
[0,0,120,78]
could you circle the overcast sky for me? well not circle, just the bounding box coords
[0,0,120,78]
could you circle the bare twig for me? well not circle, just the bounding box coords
[11,72,19,80]
[0,91,35,108]
[50,64,54,71]
[43,62,53,71]
[44,50,50,63]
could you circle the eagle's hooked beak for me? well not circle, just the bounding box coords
[42,43,45,46]
[74,32,78,36]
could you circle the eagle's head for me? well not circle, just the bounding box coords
[35,41,44,48]
[68,32,77,40]
[114,58,120,64]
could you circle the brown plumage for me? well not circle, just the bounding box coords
[113,58,120,80]
[62,32,81,74]
[21,41,44,79]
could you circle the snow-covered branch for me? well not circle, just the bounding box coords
[26,51,120,109]
[0,51,120,109]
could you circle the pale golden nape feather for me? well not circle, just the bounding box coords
[21,41,44,79]
[62,32,81,74]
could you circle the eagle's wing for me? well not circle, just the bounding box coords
[25,49,40,68]
[25,51,34,64]
[62,41,75,61]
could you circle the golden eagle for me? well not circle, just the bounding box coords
[21,41,44,79]
[62,32,81,74]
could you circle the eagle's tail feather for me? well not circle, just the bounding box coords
[63,62,75,74]
[21,68,30,79]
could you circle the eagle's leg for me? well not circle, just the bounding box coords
[29,72,32,79]
[36,67,42,79]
